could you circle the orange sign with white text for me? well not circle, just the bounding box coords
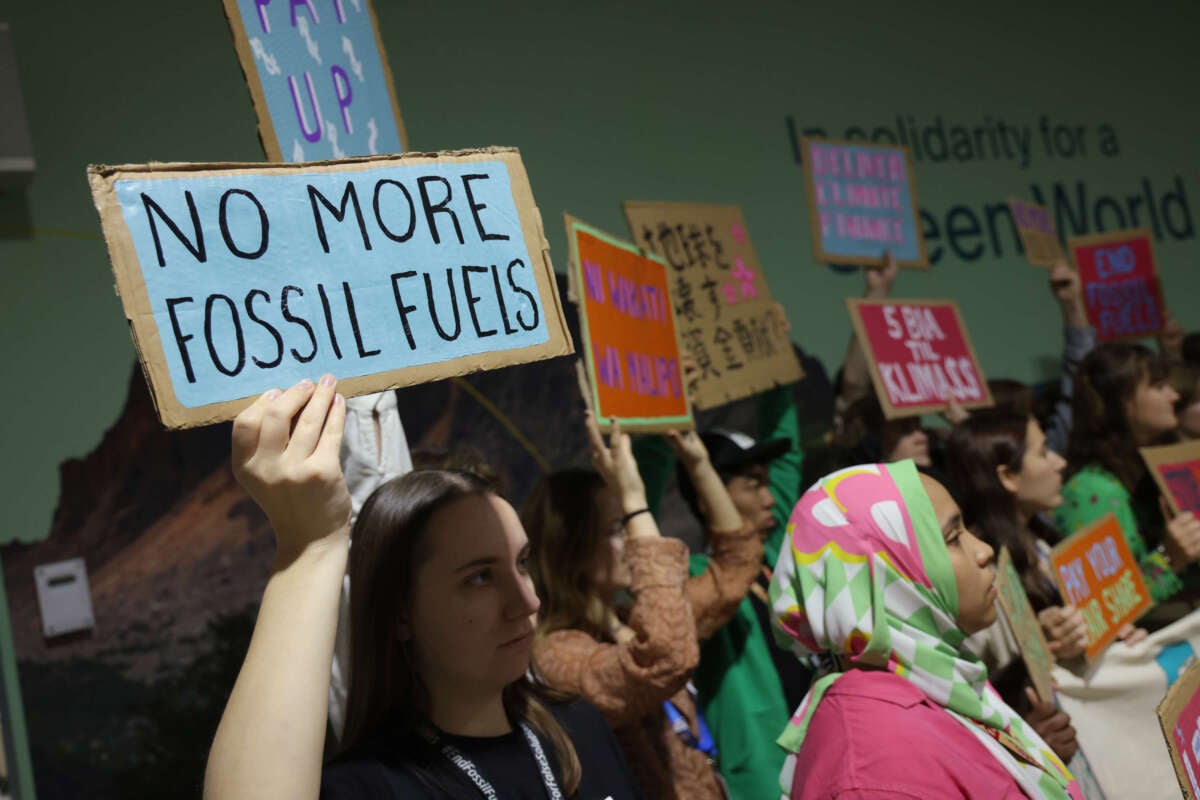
[1050,513,1152,660]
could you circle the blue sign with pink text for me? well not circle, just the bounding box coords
[224,0,405,161]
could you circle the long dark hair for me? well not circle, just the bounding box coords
[945,411,1060,610]
[341,469,581,794]
[1068,342,1168,491]
[521,468,612,641]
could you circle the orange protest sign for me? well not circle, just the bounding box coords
[1050,513,1152,660]
[565,214,693,432]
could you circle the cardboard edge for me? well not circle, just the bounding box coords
[1158,660,1200,800]
[995,547,1056,703]
[1006,196,1064,268]
[219,0,284,162]
[364,0,411,153]
[1140,441,1200,517]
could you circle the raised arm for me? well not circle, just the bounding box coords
[204,377,351,800]
[669,430,763,640]
[839,251,898,409]
[1044,260,1095,455]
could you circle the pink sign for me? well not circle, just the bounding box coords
[1161,662,1200,798]
[847,299,993,418]
[1069,228,1164,342]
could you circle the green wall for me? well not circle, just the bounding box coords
[2,0,1199,545]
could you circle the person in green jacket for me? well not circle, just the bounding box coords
[1054,341,1200,613]
[634,381,809,800]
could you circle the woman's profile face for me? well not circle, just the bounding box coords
[405,494,541,698]
[1127,373,1180,442]
[1003,418,1067,516]
[920,474,997,635]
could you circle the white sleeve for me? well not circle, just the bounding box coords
[328,390,413,740]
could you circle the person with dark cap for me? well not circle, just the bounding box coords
[633,380,810,800]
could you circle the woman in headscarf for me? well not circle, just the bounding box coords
[770,460,1083,799]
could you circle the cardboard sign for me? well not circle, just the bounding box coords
[566,215,693,432]
[799,138,928,269]
[1142,441,1200,517]
[621,202,803,409]
[1008,197,1064,267]
[88,148,572,429]
[222,0,407,162]
[1050,513,1153,660]
[1068,228,1164,342]
[995,547,1056,703]
[845,298,992,418]
[1158,659,1200,799]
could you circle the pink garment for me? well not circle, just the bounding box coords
[790,670,1085,800]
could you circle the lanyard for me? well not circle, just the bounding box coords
[426,722,563,800]
[663,683,718,760]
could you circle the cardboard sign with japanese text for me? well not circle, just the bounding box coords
[1158,659,1200,799]
[1142,441,1200,517]
[87,148,572,429]
[621,202,803,409]
[566,215,693,433]
[1008,197,1064,267]
[222,0,408,162]
[996,547,1056,703]
[1050,513,1153,661]
[1068,228,1164,342]
[800,138,928,269]
[845,298,992,418]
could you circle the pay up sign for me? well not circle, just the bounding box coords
[799,138,928,269]
[622,202,802,410]
[567,215,692,432]
[846,299,992,419]
[1050,513,1152,660]
[1143,441,1200,517]
[222,0,407,162]
[1068,228,1165,342]
[88,148,572,429]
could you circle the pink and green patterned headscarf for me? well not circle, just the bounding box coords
[770,461,1077,800]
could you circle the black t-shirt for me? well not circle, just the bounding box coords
[321,698,643,800]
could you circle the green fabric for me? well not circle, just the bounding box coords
[689,554,788,800]
[757,383,804,567]
[631,383,803,799]
[771,461,1075,800]
[1054,464,1182,602]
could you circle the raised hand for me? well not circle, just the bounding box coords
[1048,259,1087,328]
[584,411,648,513]
[864,249,898,300]
[1038,605,1088,660]
[1024,687,1078,763]
[231,375,351,563]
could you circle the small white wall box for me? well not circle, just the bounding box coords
[0,23,35,186]
[34,559,94,638]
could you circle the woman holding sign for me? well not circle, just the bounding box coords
[204,379,642,800]
[771,460,1083,799]
[1057,342,1200,610]
[524,412,759,800]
